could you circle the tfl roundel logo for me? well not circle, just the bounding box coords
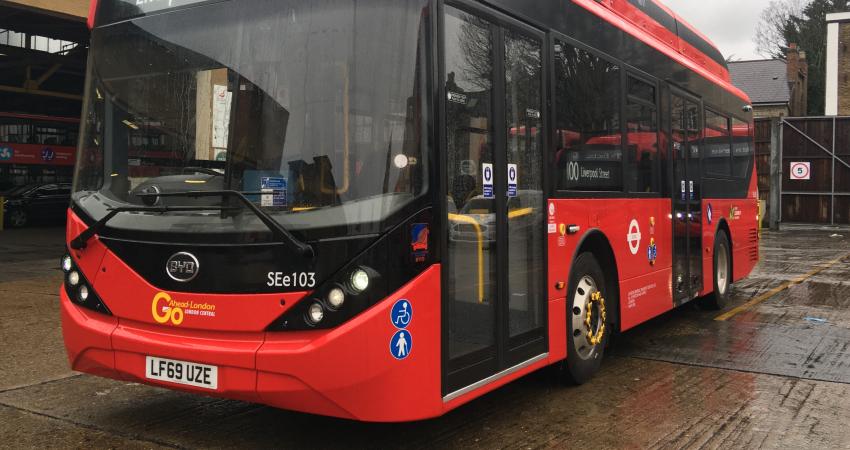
[166,252,199,282]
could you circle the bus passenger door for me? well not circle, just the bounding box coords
[442,4,547,397]
[670,92,704,303]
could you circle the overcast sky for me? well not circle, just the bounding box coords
[663,0,773,61]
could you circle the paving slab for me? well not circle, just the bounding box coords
[0,404,170,449]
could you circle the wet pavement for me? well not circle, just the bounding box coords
[2,226,850,448]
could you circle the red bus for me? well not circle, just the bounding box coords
[0,112,78,189]
[62,0,759,421]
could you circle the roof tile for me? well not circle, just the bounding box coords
[728,59,790,104]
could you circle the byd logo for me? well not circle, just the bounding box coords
[166,252,199,282]
[151,292,184,325]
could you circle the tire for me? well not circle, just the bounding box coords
[700,230,731,310]
[558,252,612,385]
[6,208,27,228]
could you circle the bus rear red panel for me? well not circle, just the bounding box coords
[698,200,759,295]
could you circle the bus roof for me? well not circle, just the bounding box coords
[576,0,750,104]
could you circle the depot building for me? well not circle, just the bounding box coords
[0,0,88,191]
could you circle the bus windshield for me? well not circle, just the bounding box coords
[74,0,428,241]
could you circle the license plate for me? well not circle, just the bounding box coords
[145,356,218,390]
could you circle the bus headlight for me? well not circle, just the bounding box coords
[62,248,112,316]
[306,302,324,325]
[350,269,370,293]
[61,255,73,273]
[78,285,90,303]
[327,287,345,310]
[266,211,432,332]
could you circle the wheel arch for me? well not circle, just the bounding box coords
[570,229,621,333]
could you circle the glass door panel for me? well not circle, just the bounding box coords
[503,30,544,340]
[443,4,547,394]
[445,5,497,364]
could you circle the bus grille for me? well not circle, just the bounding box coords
[748,229,759,262]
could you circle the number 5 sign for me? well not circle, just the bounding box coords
[790,162,811,181]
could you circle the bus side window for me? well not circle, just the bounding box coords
[625,75,659,193]
[731,117,752,178]
[553,40,623,192]
[703,109,731,177]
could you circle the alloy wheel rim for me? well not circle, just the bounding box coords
[571,275,604,360]
[717,243,729,295]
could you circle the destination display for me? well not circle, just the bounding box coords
[560,149,623,191]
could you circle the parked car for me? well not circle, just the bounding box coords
[449,190,543,247]
[2,183,71,228]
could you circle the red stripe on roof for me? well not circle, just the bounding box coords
[87,0,98,29]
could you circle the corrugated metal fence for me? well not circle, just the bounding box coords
[756,117,850,227]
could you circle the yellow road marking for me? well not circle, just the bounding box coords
[714,252,850,321]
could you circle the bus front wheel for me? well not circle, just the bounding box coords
[559,252,611,385]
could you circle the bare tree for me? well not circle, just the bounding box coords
[753,0,806,58]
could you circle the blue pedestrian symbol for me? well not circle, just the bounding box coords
[390,329,412,360]
[391,299,412,328]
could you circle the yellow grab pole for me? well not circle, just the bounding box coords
[448,213,484,303]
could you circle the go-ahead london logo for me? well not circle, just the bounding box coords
[0,147,12,161]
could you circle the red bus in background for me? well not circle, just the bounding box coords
[0,112,78,189]
[61,0,758,422]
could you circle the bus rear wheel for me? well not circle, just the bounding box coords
[700,230,731,310]
[559,252,610,385]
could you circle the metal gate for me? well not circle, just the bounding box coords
[757,116,850,227]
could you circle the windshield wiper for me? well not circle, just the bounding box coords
[70,205,237,250]
[71,190,315,258]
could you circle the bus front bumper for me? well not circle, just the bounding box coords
[59,266,443,422]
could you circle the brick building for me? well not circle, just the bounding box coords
[728,45,809,119]
[826,12,850,116]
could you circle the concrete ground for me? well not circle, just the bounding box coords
[2,226,850,448]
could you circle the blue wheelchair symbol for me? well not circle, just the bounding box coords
[390,329,412,360]
[391,299,412,329]
[41,147,55,162]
